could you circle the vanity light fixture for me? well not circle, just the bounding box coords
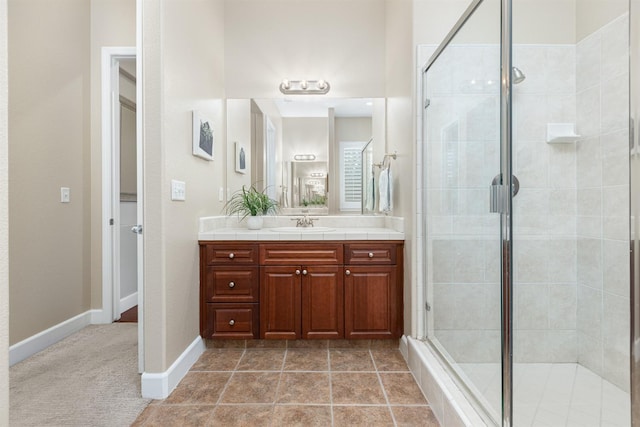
[310,172,325,177]
[279,79,330,95]
[294,154,316,161]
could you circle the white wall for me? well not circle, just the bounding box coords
[224,0,386,98]
[0,0,9,423]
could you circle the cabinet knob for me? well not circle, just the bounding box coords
[368,252,374,258]
[228,253,235,259]
[345,269,351,276]
[229,319,235,326]
[302,269,308,275]
[228,281,235,288]
[295,269,301,275]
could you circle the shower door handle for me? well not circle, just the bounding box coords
[489,174,520,213]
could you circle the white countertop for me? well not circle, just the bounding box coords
[198,215,405,241]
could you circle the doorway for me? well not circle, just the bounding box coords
[101,47,143,372]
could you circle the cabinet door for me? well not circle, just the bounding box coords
[302,266,344,339]
[344,265,400,339]
[260,266,301,339]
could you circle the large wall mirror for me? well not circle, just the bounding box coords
[226,97,386,215]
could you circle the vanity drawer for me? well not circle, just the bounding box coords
[203,303,259,339]
[202,243,258,265]
[344,242,398,265]
[260,243,343,265]
[204,266,259,303]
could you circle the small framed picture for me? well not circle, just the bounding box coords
[192,110,214,161]
[235,141,247,174]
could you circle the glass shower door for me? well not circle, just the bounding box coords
[422,0,505,423]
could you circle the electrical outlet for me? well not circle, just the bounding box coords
[60,187,70,203]
[171,180,186,201]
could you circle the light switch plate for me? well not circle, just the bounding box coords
[60,187,70,203]
[218,187,224,202]
[171,180,186,201]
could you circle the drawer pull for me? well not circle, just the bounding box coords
[228,253,235,259]
[368,252,374,258]
[345,269,351,276]
[228,281,235,288]
[229,319,235,326]
[295,269,301,275]
[302,269,308,276]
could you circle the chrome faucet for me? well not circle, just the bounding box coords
[293,215,317,228]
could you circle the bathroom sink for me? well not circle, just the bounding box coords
[270,226,335,233]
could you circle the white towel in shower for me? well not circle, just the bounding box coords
[378,167,393,213]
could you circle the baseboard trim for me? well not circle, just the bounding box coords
[9,310,96,366]
[120,292,138,314]
[141,335,205,399]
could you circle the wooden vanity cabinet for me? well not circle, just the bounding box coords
[344,243,403,339]
[260,243,344,340]
[199,240,403,341]
[199,243,259,339]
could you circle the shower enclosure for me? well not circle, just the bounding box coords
[419,0,637,425]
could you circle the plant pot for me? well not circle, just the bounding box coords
[246,215,263,230]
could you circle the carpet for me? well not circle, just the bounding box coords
[10,323,151,426]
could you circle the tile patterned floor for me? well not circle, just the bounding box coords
[133,340,440,426]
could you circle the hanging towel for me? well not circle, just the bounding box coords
[365,173,375,212]
[378,166,393,213]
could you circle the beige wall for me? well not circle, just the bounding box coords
[386,0,414,335]
[8,0,136,345]
[8,0,91,344]
[0,0,8,422]
[226,99,252,196]
[414,0,576,46]
[576,0,628,41]
[143,0,226,371]
[224,0,386,99]
[284,118,329,163]
[89,0,136,310]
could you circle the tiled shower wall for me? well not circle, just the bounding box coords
[575,13,629,392]
[512,43,578,364]
[424,14,630,391]
[425,44,502,363]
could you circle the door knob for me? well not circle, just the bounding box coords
[229,319,235,326]
[295,269,301,275]
[228,253,235,259]
[345,270,351,276]
[130,225,143,234]
[302,269,308,275]
[368,252,374,258]
[228,281,235,288]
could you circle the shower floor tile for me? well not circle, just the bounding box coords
[458,362,630,426]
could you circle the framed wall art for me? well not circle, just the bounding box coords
[235,141,247,174]
[192,110,214,160]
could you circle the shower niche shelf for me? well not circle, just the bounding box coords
[546,123,581,144]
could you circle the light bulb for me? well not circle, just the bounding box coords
[300,80,308,90]
[317,80,327,90]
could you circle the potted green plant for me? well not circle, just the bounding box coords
[224,185,278,230]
